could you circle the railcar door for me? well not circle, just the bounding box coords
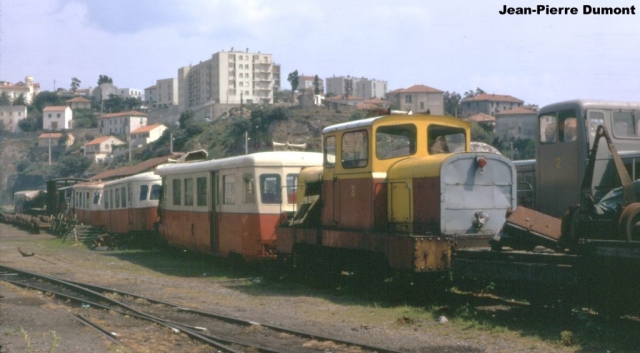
[209,172,219,253]
[537,109,580,217]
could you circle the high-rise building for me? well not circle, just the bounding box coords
[325,76,387,99]
[178,49,275,113]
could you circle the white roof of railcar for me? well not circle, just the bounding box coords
[103,172,161,187]
[155,151,323,176]
[73,181,105,190]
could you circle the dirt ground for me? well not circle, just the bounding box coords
[0,223,585,352]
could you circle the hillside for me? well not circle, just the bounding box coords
[0,107,358,204]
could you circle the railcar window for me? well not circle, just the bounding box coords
[223,175,235,204]
[540,110,577,143]
[243,174,256,204]
[172,179,181,205]
[139,185,149,201]
[539,115,558,143]
[150,185,161,201]
[341,130,368,168]
[93,192,100,205]
[324,136,336,167]
[376,124,417,159]
[184,178,194,206]
[85,192,89,208]
[286,174,298,204]
[115,188,120,208]
[260,174,281,204]
[196,177,207,206]
[612,111,640,139]
[427,125,465,154]
[105,190,110,209]
[111,190,114,210]
[121,187,127,208]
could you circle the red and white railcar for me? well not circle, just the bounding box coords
[155,151,323,260]
[102,172,162,234]
[71,181,105,227]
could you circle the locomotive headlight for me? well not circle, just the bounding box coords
[473,211,490,230]
[476,156,487,171]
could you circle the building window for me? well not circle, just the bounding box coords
[405,95,412,103]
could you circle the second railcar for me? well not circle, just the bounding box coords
[102,172,162,234]
[155,151,323,260]
[72,181,105,227]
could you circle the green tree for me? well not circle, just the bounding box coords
[178,110,195,128]
[72,109,97,128]
[32,91,65,111]
[18,116,39,132]
[123,97,142,111]
[97,75,113,85]
[12,94,27,106]
[287,70,299,101]
[103,94,124,113]
[0,92,11,106]
[443,91,462,117]
[70,77,81,92]
[53,155,92,178]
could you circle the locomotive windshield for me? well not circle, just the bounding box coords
[376,124,417,159]
[427,125,465,154]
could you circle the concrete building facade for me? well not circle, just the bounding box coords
[84,136,126,163]
[460,93,524,118]
[130,124,167,148]
[178,49,275,115]
[385,85,444,115]
[43,106,73,131]
[325,76,387,99]
[0,106,27,133]
[98,111,147,136]
[298,75,324,94]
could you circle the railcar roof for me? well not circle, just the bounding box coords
[73,181,105,189]
[539,99,640,114]
[155,151,323,176]
[103,172,160,187]
[322,114,468,134]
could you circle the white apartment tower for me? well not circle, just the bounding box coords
[178,49,274,113]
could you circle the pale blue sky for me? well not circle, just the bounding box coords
[1,0,638,107]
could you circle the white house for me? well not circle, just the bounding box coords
[130,124,167,149]
[0,105,27,132]
[43,106,73,131]
[84,135,126,162]
[98,110,147,136]
[37,132,75,148]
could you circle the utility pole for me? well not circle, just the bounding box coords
[170,133,173,154]
[245,131,248,154]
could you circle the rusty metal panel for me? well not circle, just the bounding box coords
[413,237,452,272]
[502,206,562,249]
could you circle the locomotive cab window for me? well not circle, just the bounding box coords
[612,111,640,139]
[376,124,417,159]
[427,125,465,154]
[539,109,577,143]
[341,130,368,168]
[260,174,281,204]
[324,136,336,167]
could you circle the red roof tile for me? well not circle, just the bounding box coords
[496,107,536,115]
[400,84,443,93]
[130,124,166,134]
[462,93,523,103]
[43,106,69,111]
[98,110,147,119]
[38,133,64,139]
[89,153,184,181]
[66,97,91,103]
[85,136,124,146]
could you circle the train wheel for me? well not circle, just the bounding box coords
[618,202,640,241]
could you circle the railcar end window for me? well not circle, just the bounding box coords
[243,174,256,204]
[427,125,465,154]
[223,175,235,204]
[341,130,368,168]
[121,187,127,208]
[184,178,194,206]
[139,185,149,201]
[150,185,161,201]
[376,124,417,159]
[540,110,577,143]
[324,136,336,167]
[93,191,101,205]
[197,177,207,206]
[260,174,281,204]
[172,179,181,205]
[286,174,298,204]
[115,188,120,208]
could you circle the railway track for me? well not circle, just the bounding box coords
[0,264,406,353]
